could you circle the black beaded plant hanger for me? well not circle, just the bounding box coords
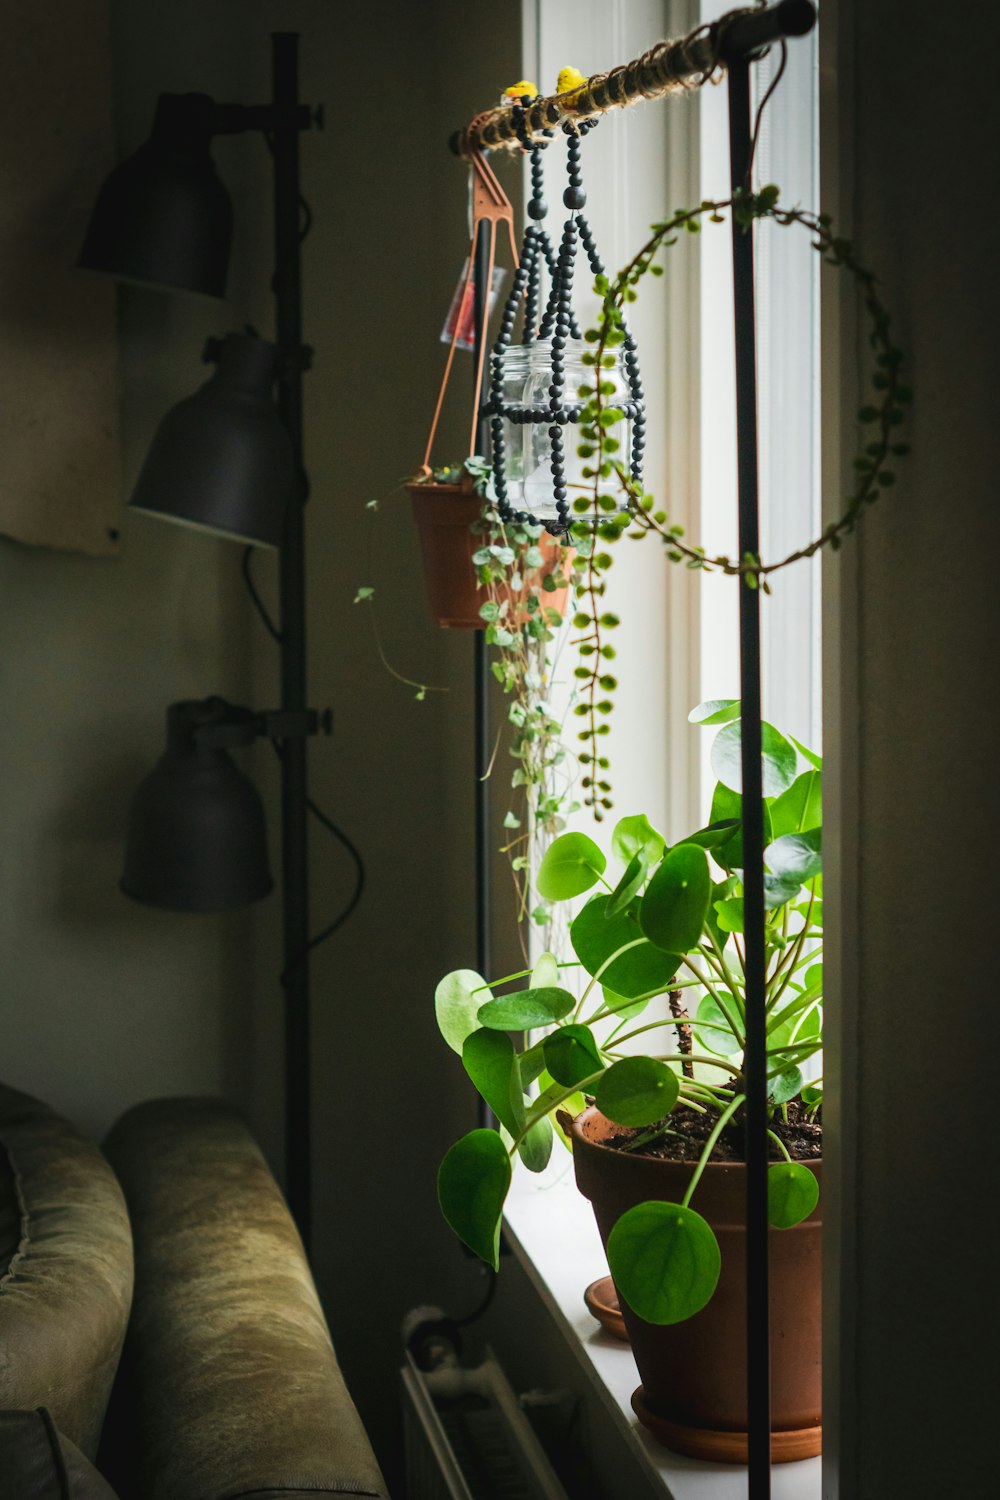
[487,102,646,537]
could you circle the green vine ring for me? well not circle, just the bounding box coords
[570,188,911,816]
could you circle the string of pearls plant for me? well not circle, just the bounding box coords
[568,186,911,818]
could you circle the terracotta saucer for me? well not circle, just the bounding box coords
[631,1386,822,1464]
[583,1275,629,1341]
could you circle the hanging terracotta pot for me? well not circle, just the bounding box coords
[569,1106,822,1464]
[407,477,572,630]
[408,147,524,629]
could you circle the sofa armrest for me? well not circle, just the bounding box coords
[103,1098,388,1500]
[0,1084,133,1459]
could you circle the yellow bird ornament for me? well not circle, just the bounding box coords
[556,66,588,101]
[502,79,538,103]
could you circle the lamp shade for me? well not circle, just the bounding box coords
[78,93,233,298]
[129,333,294,547]
[121,699,272,912]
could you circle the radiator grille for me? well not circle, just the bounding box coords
[401,1349,570,1500]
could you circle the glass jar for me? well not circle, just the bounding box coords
[496,338,633,525]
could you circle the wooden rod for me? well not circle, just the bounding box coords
[452,1,815,156]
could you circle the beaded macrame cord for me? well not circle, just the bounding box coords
[487,107,646,536]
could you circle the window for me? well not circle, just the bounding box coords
[506,3,824,1493]
[523,0,821,864]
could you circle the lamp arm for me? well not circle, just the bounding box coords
[189,702,331,752]
[151,92,319,142]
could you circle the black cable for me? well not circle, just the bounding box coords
[454,1264,498,1327]
[268,739,366,969]
[747,40,787,185]
[240,541,366,967]
[242,545,282,641]
[302,787,366,952]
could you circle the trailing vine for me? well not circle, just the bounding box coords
[570,187,912,816]
[470,507,583,954]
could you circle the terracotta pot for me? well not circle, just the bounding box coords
[407,481,571,630]
[569,1107,822,1464]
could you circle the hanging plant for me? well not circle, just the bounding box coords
[469,502,583,954]
[568,186,911,816]
[357,460,583,951]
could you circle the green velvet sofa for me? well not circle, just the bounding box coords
[0,1083,389,1500]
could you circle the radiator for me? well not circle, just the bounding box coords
[401,1346,570,1500]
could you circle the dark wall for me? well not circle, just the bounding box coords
[0,0,521,1485]
[823,2,1000,1494]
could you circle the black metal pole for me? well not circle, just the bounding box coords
[473,221,493,1128]
[272,32,311,1249]
[728,56,770,1497]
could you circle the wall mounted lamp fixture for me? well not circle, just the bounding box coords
[81,34,325,1248]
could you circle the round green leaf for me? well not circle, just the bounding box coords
[543,1024,605,1088]
[436,969,492,1054]
[437,1129,512,1269]
[517,1039,547,1090]
[768,1065,804,1107]
[684,819,741,851]
[689,698,741,726]
[768,996,822,1051]
[537,832,606,900]
[602,985,650,1021]
[611,814,666,868]
[595,1057,680,1127]
[767,1161,819,1228]
[639,843,711,954]
[710,719,798,798]
[517,1114,554,1174]
[791,735,822,771]
[530,951,560,989]
[787,1002,822,1049]
[705,876,738,948]
[478,986,576,1031]
[462,1029,524,1137]
[714,896,744,933]
[710,781,742,823]
[693,993,742,1056]
[571,895,682,998]
[715,801,773,873]
[605,853,648,917]
[765,871,804,909]
[765,829,822,884]
[770,770,822,837]
[803,961,823,993]
[608,1201,722,1323]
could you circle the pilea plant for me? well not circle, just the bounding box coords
[566,187,910,816]
[436,700,822,1326]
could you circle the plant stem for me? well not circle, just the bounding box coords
[681,1094,746,1208]
[681,957,745,1048]
[706,931,745,1004]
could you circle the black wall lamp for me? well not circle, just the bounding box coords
[121,697,330,913]
[129,332,296,548]
[83,35,326,1247]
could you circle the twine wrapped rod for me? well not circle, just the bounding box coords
[452,0,816,156]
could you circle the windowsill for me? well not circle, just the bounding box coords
[503,1155,822,1500]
